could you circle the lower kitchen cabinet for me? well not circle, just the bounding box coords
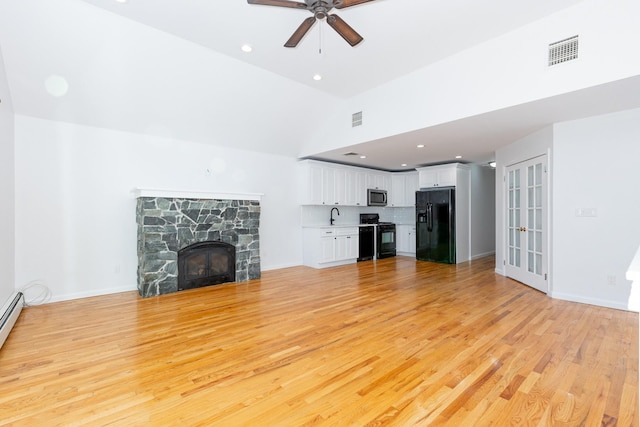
[396,224,416,255]
[303,226,359,268]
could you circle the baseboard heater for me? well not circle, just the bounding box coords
[0,292,24,350]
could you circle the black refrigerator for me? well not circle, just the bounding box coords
[416,187,456,264]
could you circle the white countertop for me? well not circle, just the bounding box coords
[302,224,375,229]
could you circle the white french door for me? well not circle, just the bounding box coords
[504,155,548,293]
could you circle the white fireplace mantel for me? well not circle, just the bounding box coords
[132,188,263,202]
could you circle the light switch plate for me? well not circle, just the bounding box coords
[575,207,597,217]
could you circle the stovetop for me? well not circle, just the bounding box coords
[360,213,395,226]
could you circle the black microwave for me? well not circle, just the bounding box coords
[367,189,387,207]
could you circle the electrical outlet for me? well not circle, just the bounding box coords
[607,275,616,287]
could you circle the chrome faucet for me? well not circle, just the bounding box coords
[330,207,340,225]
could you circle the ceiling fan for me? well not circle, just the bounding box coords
[247,0,375,48]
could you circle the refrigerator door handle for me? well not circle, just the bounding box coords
[427,203,433,232]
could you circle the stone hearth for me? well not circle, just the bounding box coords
[136,196,260,297]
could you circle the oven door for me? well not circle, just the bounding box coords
[377,224,396,258]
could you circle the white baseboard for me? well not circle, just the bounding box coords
[550,291,636,312]
[49,285,137,304]
[262,262,302,271]
[471,251,496,260]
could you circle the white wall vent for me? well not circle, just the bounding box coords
[352,111,363,127]
[548,35,579,66]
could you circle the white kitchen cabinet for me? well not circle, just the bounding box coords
[298,161,325,205]
[353,171,367,206]
[299,160,370,206]
[335,233,359,260]
[390,172,418,207]
[322,166,336,205]
[417,165,457,188]
[390,175,405,207]
[396,224,416,255]
[404,172,418,205]
[366,172,390,191]
[300,159,411,207]
[303,226,360,268]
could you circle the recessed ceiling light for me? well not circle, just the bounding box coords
[401,163,407,167]
[241,44,253,53]
[455,155,462,159]
[417,144,425,148]
[44,74,69,97]
[360,155,366,159]
[313,74,322,81]
[115,0,128,3]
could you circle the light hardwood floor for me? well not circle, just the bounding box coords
[0,256,637,426]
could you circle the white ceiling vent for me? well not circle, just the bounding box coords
[548,35,579,66]
[352,111,363,127]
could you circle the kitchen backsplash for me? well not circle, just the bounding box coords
[301,205,414,227]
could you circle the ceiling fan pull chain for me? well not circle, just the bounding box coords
[318,20,323,54]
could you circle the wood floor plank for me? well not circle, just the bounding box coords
[0,256,637,426]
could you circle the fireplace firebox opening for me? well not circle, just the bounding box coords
[178,241,236,291]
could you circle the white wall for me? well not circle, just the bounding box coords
[470,165,496,259]
[302,0,640,156]
[0,48,15,306]
[14,116,302,302]
[551,108,640,310]
[496,108,640,311]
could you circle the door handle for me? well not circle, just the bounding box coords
[518,227,527,232]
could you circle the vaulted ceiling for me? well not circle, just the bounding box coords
[1,0,639,170]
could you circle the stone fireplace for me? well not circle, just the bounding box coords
[135,190,261,297]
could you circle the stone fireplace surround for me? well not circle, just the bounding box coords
[135,189,261,297]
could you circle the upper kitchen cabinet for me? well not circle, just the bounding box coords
[366,171,390,191]
[351,170,367,207]
[417,163,464,188]
[298,160,367,206]
[299,159,418,207]
[389,172,418,207]
[298,160,325,205]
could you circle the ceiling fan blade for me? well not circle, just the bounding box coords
[247,0,307,9]
[327,14,363,46]
[335,0,375,9]
[285,17,317,48]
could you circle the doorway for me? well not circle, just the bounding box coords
[504,155,548,293]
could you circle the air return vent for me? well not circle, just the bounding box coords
[352,111,363,127]
[548,35,579,66]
